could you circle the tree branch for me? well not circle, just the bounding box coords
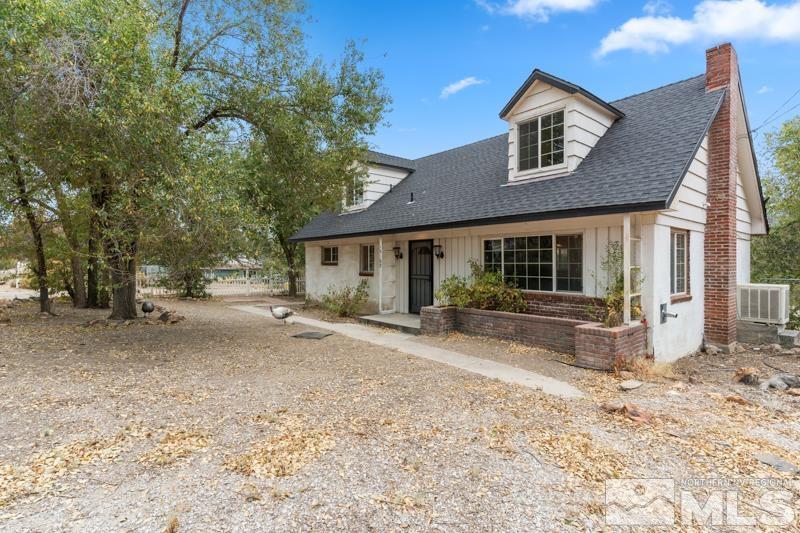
[180,21,244,72]
[171,0,191,70]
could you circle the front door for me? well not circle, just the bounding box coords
[409,240,433,314]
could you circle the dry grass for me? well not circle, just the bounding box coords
[225,428,335,478]
[138,429,210,466]
[528,430,629,483]
[0,433,129,507]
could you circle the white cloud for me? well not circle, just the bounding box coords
[643,0,672,16]
[440,77,487,99]
[476,0,600,22]
[597,0,800,57]
[757,85,774,93]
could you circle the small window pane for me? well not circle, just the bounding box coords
[504,237,515,250]
[553,151,564,165]
[542,114,552,128]
[515,237,527,249]
[527,236,539,248]
[540,236,552,248]
[553,110,564,124]
[541,278,553,291]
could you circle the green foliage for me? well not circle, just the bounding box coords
[321,280,369,317]
[752,118,800,285]
[435,261,527,313]
[590,241,643,328]
[789,304,800,331]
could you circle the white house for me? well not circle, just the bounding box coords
[292,43,768,362]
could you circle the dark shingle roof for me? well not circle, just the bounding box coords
[366,150,415,171]
[292,75,725,242]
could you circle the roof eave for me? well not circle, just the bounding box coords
[499,69,625,120]
[290,200,666,242]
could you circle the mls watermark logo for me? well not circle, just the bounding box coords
[606,479,675,525]
[606,478,797,526]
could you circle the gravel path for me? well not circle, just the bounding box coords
[1,299,799,531]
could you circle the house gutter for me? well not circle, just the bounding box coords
[290,200,666,243]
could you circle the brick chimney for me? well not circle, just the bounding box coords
[704,43,739,351]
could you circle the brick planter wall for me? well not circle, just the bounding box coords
[574,323,647,371]
[420,305,456,335]
[456,308,585,354]
[522,292,605,322]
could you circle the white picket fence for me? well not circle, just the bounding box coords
[137,274,305,298]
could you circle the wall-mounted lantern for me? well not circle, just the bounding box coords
[393,246,403,260]
[433,244,444,259]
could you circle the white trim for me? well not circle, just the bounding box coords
[480,230,585,295]
[514,107,567,178]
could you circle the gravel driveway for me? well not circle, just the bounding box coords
[1,299,798,531]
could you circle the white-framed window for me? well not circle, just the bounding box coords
[483,233,583,292]
[670,230,688,295]
[518,109,565,172]
[344,176,364,208]
[360,244,374,275]
[322,246,338,266]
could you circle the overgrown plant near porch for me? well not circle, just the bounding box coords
[436,261,527,313]
[321,280,369,317]
[589,241,643,328]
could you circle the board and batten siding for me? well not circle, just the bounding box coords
[505,81,617,182]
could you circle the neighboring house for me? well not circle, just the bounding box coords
[292,44,767,361]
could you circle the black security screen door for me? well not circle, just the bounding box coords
[409,240,433,314]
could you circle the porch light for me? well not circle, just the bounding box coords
[392,246,403,260]
[433,244,444,259]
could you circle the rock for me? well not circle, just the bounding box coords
[158,311,185,324]
[85,318,108,327]
[760,373,800,392]
[600,402,624,413]
[769,343,784,352]
[753,452,800,474]
[786,388,800,397]
[733,367,761,386]
[239,482,261,502]
[705,344,722,356]
[725,394,750,405]
[622,403,653,424]
[618,370,635,380]
[619,379,643,391]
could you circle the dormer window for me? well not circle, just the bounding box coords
[344,176,364,208]
[518,110,565,172]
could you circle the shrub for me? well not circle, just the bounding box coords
[590,241,643,328]
[321,280,369,317]
[436,261,527,313]
[789,303,800,330]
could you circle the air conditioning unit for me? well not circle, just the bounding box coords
[737,284,790,326]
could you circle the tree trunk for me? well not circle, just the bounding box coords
[50,181,87,307]
[9,153,50,313]
[107,243,138,320]
[278,236,299,297]
[87,191,102,307]
[70,256,87,308]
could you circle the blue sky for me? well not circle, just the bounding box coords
[303,0,800,160]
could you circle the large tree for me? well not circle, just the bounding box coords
[752,117,800,283]
[240,46,389,296]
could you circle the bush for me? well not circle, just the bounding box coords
[436,261,527,313]
[321,280,369,317]
[789,304,800,330]
[590,241,643,328]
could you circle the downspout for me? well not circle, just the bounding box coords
[378,237,383,313]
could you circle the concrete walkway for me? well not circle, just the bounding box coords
[231,305,584,400]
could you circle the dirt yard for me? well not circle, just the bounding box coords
[1,299,799,531]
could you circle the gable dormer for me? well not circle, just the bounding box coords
[343,151,414,212]
[500,70,623,183]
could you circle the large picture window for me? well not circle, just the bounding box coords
[483,234,582,292]
[360,244,375,275]
[671,230,688,295]
[518,110,565,172]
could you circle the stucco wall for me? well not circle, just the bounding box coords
[645,224,705,361]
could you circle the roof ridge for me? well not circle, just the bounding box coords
[414,132,507,162]
[367,148,414,161]
[611,74,705,104]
